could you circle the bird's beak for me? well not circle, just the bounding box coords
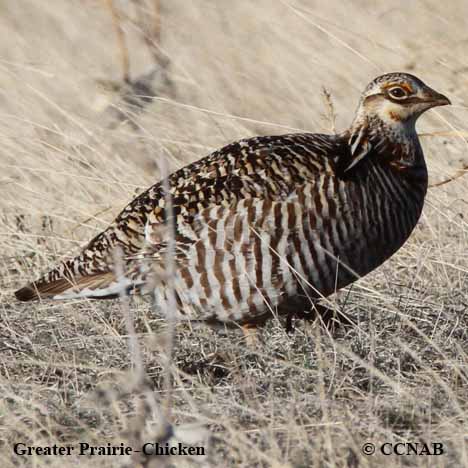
[422,87,451,107]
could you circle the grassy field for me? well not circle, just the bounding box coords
[1,0,468,466]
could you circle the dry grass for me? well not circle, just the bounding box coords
[1,0,468,466]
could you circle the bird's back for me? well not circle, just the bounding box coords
[14,133,342,302]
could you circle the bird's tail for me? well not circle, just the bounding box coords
[15,275,73,301]
[14,251,127,301]
[13,239,147,302]
[14,209,152,302]
[15,271,121,302]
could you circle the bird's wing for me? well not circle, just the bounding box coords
[134,191,324,322]
[15,133,336,301]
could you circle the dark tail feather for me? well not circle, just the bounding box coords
[15,285,40,301]
[14,269,129,301]
[15,278,76,302]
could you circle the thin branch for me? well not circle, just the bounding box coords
[321,86,336,134]
[159,155,177,421]
[152,0,162,46]
[105,0,131,82]
[113,246,144,378]
[420,131,468,138]
[429,164,468,188]
[69,206,114,234]
[132,0,166,66]
[418,131,468,188]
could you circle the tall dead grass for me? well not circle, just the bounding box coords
[1,1,467,466]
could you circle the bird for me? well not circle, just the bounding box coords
[15,73,450,339]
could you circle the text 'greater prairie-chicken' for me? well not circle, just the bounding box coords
[15,73,450,332]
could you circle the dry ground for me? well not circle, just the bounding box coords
[0,1,467,467]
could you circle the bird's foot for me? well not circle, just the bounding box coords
[241,323,260,348]
[286,304,354,334]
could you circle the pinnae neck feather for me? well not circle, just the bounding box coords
[347,113,424,169]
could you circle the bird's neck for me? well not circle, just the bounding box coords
[348,113,426,172]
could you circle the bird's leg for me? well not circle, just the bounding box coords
[286,308,315,334]
[286,303,354,334]
[241,323,259,348]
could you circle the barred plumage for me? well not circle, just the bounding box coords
[15,73,450,329]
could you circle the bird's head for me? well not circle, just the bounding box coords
[342,73,450,174]
[358,72,450,125]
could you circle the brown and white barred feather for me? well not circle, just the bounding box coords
[15,133,342,302]
[138,151,426,325]
[15,131,426,316]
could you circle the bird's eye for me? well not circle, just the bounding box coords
[388,87,408,99]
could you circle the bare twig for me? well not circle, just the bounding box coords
[418,131,468,188]
[105,0,131,82]
[321,86,336,133]
[113,246,144,378]
[429,164,468,188]
[420,131,468,138]
[69,206,114,234]
[152,0,162,46]
[132,0,166,66]
[112,247,175,467]
[99,0,172,128]
[159,155,178,421]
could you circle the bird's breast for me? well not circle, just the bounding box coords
[295,165,426,297]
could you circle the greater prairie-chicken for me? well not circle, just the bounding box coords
[15,73,450,332]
